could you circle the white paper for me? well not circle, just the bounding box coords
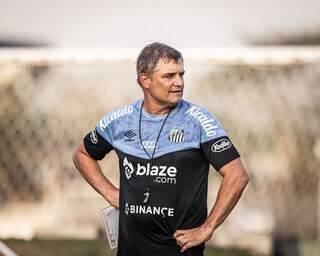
[101,206,119,249]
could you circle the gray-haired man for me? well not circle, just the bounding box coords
[73,42,249,256]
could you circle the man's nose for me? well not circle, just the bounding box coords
[173,75,184,86]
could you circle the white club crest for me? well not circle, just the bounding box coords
[168,127,184,143]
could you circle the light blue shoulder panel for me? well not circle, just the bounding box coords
[184,103,227,144]
[95,99,227,159]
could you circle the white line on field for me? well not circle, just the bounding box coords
[0,241,18,256]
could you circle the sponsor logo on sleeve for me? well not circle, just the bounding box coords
[90,130,98,144]
[211,138,232,152]
[186,106,219,137]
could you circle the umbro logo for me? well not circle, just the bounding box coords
[123,130,137,142]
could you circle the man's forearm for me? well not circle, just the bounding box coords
[174,159,249,252]
[73,143,119,208]
[204,160,249,232]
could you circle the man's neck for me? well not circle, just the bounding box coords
[142,98,177,115]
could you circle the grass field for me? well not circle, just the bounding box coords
[302,240,320,256]
[3,239,252,256]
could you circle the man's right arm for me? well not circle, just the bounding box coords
[72,142,119,208]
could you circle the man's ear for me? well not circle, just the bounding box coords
[139,73,151,90]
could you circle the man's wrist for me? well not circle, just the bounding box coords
[201,221,215,233]
[106,186,119,208]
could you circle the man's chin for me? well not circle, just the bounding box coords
[153,95,183,108]
[169,93,183,103]
[166,98,181,107]
[171,96,183,105]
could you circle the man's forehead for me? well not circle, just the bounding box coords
[153,58,184,73]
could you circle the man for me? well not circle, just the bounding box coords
[73,42,250,256]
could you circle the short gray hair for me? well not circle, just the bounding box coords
[136,42,183,86]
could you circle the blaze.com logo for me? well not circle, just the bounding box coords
[122,157,177,184]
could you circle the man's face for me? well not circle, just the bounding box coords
[143,58,184,106]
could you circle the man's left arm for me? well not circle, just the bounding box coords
[174,158,250,252]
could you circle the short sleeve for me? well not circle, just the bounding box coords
[83,115,114,160]
[197,108,240,171]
